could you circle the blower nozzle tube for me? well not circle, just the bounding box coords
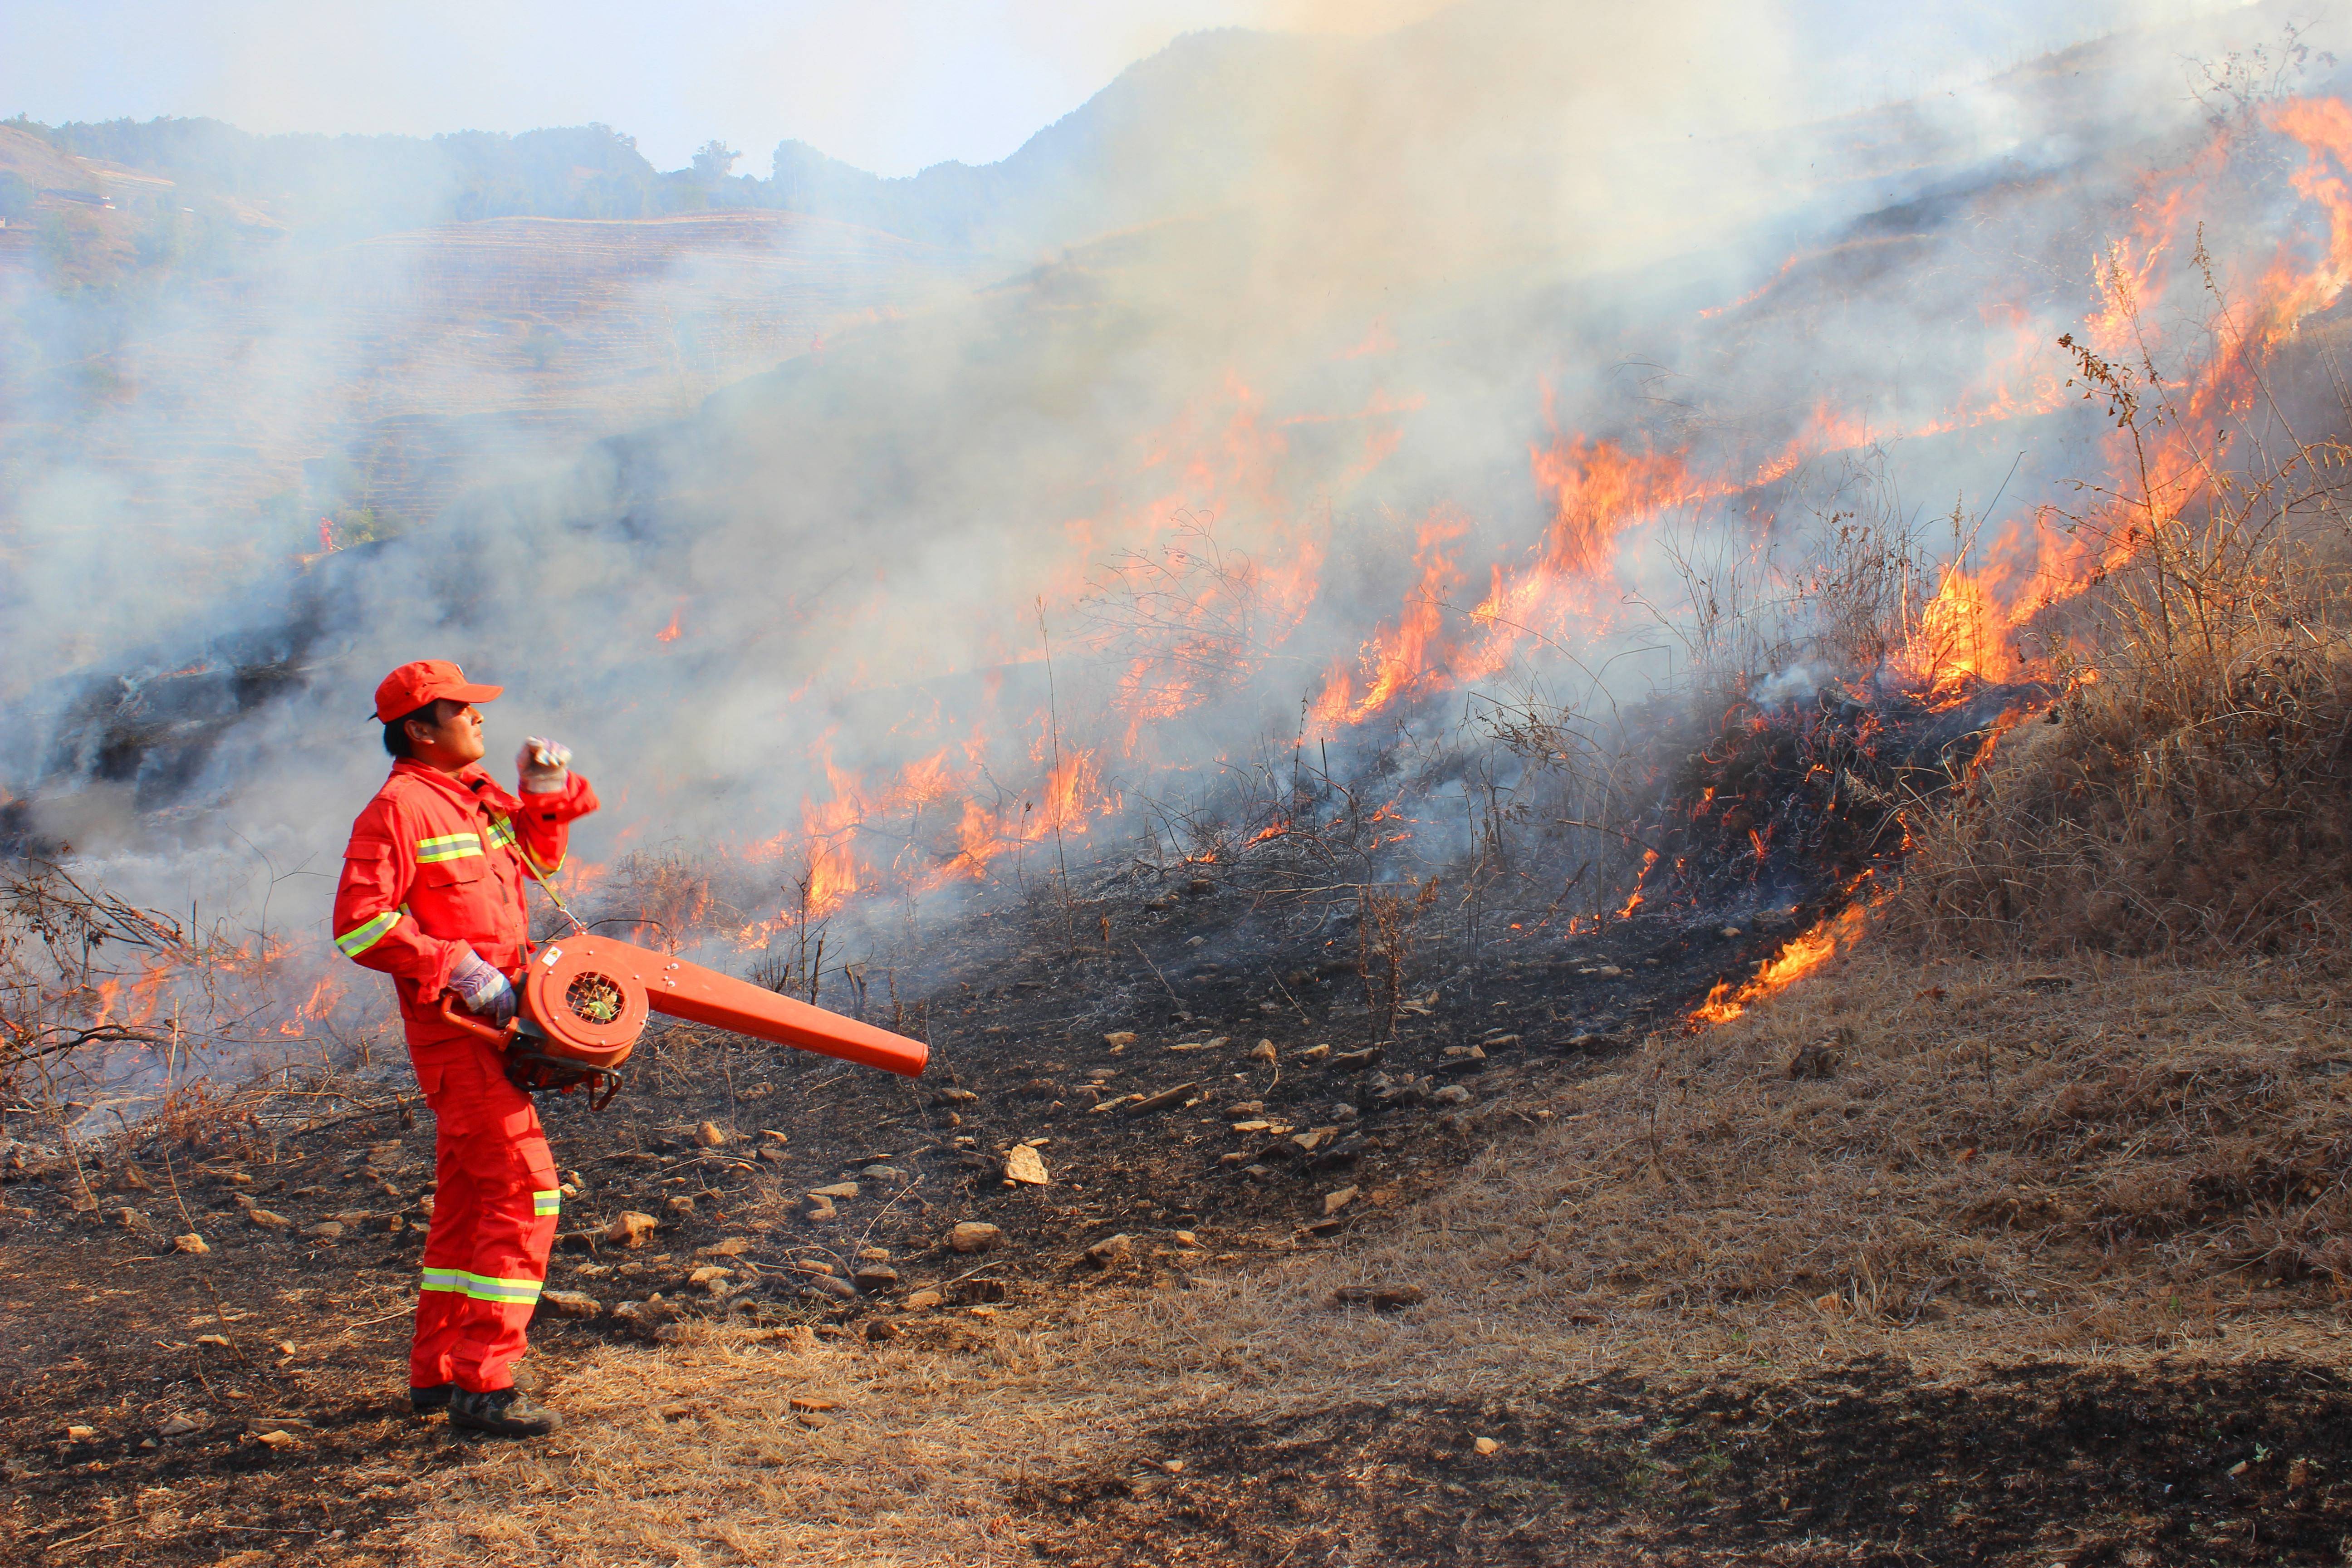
[638,952,928,1077]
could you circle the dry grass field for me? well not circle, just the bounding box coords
[396,946,2352,1566]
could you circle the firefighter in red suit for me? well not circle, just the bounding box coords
[331,660,598,1438]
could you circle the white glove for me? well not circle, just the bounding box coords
[516,736,571,794]
[448,948,517,1024]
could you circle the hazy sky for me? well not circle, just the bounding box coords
[0,0,1455,176]
[2,0,2264,177]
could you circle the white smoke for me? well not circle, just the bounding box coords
[0,0,2333,995]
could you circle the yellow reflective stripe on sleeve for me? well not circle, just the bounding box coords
[335,910,401,957]
[415,832,485,864]
[459,1272,542,1304]
[419,1267,466,1294]
[521,847,566,876]
[532,1189,560,1216]
[485,817,519,851]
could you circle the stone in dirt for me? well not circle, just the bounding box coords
[1323,1186,1360,1215]
[861,1165,904,1182]
[245,1208,291,1230]
[1085,1234,1134,1268]
[689,1265,734,1288]
[538,1289,602,1319]
[156,1412,209,1437]
[172,1233,209,1255]
[949,1221,1004,1253]
[1003,1145,1049,1185]
[1103,1031,1138,1046]
[864,1318,902,1342]
[1250,1039,1278,1063]
[1331,1284,1425,1310]
[694,1122,730,1147]
[857,1245,892,1263]
[1171,1230,1200,1248]
[607,1210,659,1247]
[799,1196,839,1223]
[302,1220,344,1240]
[112,1207,149,1230]
[1297,1044,1331,1063]
[664,1195,698,1217]
[808,1182,861,1200]
[804,1274,857,1303]
[1431,1084,1472,1105]
[697,1237,751,1258]
[934,1088,979,1105]
[904,1288,943,1310]
[853,1264,899,1292]
[1473,1436,1501,1456]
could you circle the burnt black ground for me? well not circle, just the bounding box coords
[1023,1359,2352,1566]
[0,884,1770,1564]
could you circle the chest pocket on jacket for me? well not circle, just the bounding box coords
[414,832,487,887]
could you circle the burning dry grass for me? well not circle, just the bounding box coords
[1883,329,2352,956]
[410,946,2351,1563]
[1889,615,2352,955]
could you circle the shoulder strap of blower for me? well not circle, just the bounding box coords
[495,813,590,941]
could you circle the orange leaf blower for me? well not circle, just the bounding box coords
[439,933,927,1108]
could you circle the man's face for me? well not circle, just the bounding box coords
[407,701,488,773]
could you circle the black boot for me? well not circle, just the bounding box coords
[448,1386,562,1437]
[410,1382,454,1415]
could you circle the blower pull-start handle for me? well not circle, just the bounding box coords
[438,991,519,1050]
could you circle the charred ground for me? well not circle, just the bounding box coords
[0,871,1800,1563]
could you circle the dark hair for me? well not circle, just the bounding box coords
[383,699,456,759]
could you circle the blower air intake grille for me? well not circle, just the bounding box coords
[566,971,627,1024]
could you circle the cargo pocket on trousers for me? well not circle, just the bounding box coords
[524,1145,560,1222]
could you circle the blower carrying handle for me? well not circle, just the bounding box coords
[438,991,520,1051]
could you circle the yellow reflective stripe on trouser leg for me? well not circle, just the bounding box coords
[335,909,400,957]
[459,1272,542,1305]
[532,1189,560,1217]
[419,1267,466,1294]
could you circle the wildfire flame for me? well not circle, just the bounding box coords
[562,93,2352,953]
[1689,902,1868,1025]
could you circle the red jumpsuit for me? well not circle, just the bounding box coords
[331,758,599,1394]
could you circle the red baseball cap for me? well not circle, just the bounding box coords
[372,660,504,723]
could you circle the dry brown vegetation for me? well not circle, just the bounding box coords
[400,945,2352,1564]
